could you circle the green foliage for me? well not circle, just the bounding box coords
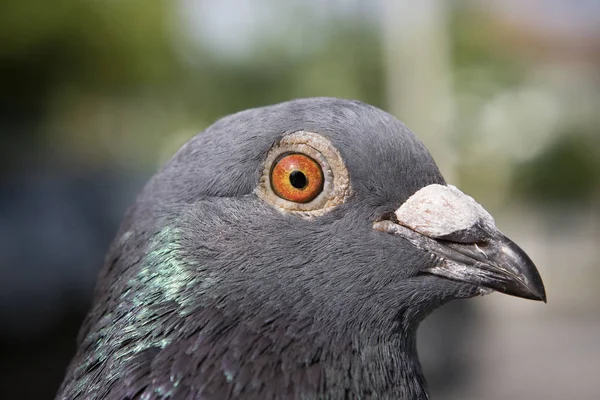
[179,23,385,126]
[449,5,526,91]
[512,132,600,204]
[0,0,180,91]
[0,1,384,168]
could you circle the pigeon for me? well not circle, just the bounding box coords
[57,98,546,400]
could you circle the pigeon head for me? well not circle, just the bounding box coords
[58,98,545,400]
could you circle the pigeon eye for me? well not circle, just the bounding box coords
[270,153,324,203]
[256,131,351,216]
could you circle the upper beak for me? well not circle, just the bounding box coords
[373,184,546,302]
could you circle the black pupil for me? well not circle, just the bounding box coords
[289,170,308,189]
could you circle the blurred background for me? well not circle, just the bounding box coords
[1,0,599,398]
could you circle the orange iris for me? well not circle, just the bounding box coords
[270,153,324,203]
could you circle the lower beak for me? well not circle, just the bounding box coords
[373,184,547,302]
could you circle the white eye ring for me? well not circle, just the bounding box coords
[255,131,351,217]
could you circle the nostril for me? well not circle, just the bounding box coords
[378,211,399,223]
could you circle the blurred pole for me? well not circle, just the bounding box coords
[381,0,456,182]
[382,6,475,397]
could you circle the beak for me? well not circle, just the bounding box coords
[373,184,546,302]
